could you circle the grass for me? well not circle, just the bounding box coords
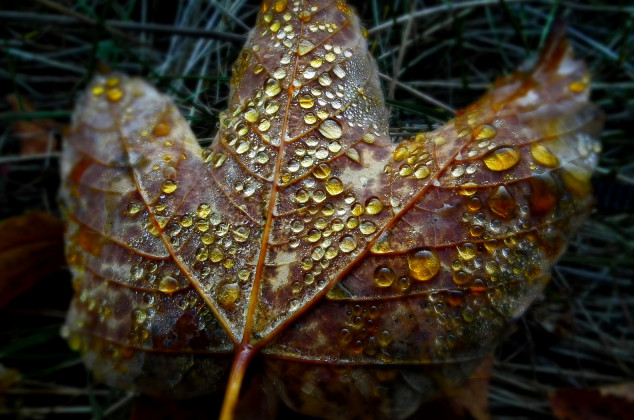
[1,0,633,419]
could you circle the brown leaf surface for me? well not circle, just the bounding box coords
[0,211,65,308]
[59,1,602,419]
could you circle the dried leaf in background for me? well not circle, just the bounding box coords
[0,211,65,309]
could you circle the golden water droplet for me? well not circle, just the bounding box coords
[310,57,323,68]
[414,166,430,179]
[238,268,251,281]
[398,164,412,177]
[197,203,211,218]
[371,232,392,254]
[374,267,395,288]
[159,276,180,293]
[256,151,270,164]
[318,72,332,86]
[201,233,214,245]
[300,257,313,271]
[218,283,239,307]
[291,220,304,233]
[273,0,287,13]
[298,39,316,56]
[318,119,343,140]
[360,221,377,235]
[304,113,317,124]
[299,95,315,109]
[265,101,279,115]
[258,120,271,132]
[328,141,342,153]
[467,196,482,212]
[473,124,497,140]
[487,186,515,219]
[195,219,209,232]
[325,52,336,62]
[127,203,141,216]
[210,246,224,263]
[210,213,222,225]
[180,215,193,227]
[350,203,364,216]
[365,197,383,215]
[325,177,344,195]
[313,163,331,179]
[339,235,357,252]
[161,180,177,194]
[483,147,520,171]
[330,219,345,232]
[311,247,325,260]
[530,143,559,168]
[346,148,360,162]
[568,79,588,93]
[196,247,209,262]
[273,67,286,79]
[92,85,104,96]
[393,145,409,161]
[106,88,123,102]
[407,249,440,281]
[306,229,322,242]
[295,189,310,203]
[236,140,250,154]
[346,216,359,229]
[325,246,339,259]
[153,121,171,137]
[232,226,250,242]
[457,243,477,260]
[313,190,326,202]
[264,79,281,97]
[245,108,259,123]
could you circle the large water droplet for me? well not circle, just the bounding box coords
[407,249,440,281]
[318,119,343,140]
[483,146,520,171]
[374,267,395,287]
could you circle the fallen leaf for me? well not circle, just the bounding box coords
[0,211,65,308]
[7,94,62,156]
[59,1,602,419]
[550,387,634,420]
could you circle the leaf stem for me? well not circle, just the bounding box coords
[219,345,255,420]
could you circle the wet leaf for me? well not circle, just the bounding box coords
[59,1,602,419]
[0,212,65,309]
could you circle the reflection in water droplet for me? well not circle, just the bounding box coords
[365,197,383,215]
[530,143,559,167]
[158,276,180,293]
[325,177,344,195]
[374,267,395,287]
[407,249,441,281]
[483,146,520,171]
[487,186,515,219]
[161,180,177,194]
[218,283,240,307]
[318,119,343,140]
[339,235,357,253]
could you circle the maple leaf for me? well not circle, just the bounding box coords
[59,1,602,419]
